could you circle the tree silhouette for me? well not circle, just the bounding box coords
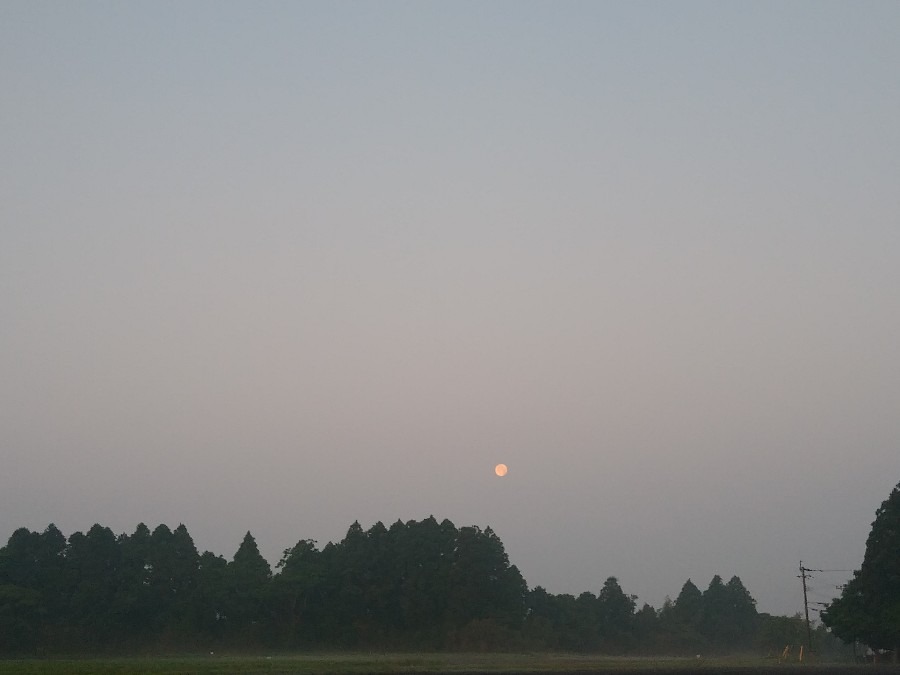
[823,481,900,653]
[0,517,784,655]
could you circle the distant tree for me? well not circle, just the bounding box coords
[525,590,591,651]
[231,531,272,587]
[700,574,757,650]
[756,612,807,653]
[224,531,272,643]
[633,603,659,652]
[723,575,758,648]
[360,520,394,637]
[663,579,705,652]
[699,575,735,648]
[392,516,455,641]
[324,521,370,645]
[146,524,176,630]
[447,526,527,632]
[823,481,900,654]
[674,579,703,625]
[0,525,66,652]
[64,524,122,646]
[572,592,601,651]
[654,597,679,652]
[168,524,202,634]
[273,539,324,646]
[596,576,636,652]
[143,523,201,643]
[194,550,228,641]
[113,524,156,644]
[523,579,637,654]
[523,586,559,649]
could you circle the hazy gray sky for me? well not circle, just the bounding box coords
[2,1,898,617]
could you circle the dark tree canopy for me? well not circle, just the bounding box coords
[0,517,839,657]
[823,481,900,651]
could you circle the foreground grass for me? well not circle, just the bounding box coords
[0,652,872,674]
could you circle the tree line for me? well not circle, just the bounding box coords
[0,516,845,655]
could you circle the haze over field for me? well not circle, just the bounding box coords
[2,2,898,617]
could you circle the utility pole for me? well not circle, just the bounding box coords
[799,562,813,652]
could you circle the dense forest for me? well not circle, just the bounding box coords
[0,517,846,656]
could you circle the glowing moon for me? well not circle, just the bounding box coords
[494,463,508,477]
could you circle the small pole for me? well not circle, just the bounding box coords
[800,562,813,653]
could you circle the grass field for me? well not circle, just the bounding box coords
[0,653,874,675]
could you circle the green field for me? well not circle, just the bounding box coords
[0,653,872,675]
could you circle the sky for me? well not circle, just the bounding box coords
[2,1,899,618]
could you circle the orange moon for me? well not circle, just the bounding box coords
[494,463,508,477]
